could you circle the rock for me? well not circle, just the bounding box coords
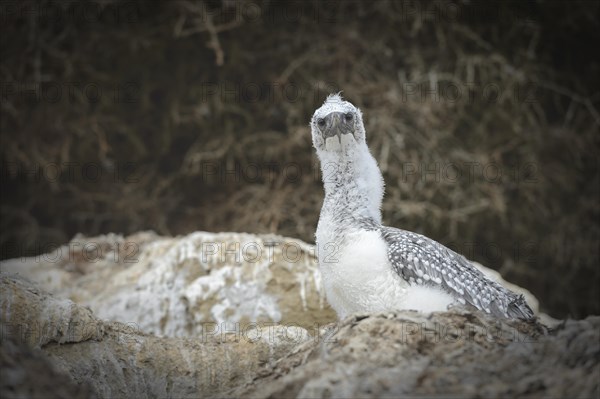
[230,313,599,399]
[0,273,104,348]
[1,231,597,398]
[1,231,337,336]
[0,272,310,398]
[1,339,98,399]
[43,322,310,399]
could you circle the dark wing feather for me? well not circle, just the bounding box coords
[381,226,534,320]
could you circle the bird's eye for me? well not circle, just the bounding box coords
[317,118,325,127]
[345,113,353,122]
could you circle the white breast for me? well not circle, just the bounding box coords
[317,229,454,319]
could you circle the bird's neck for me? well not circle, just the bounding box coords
[317,145,384,227]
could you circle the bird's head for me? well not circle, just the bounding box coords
[310,93,366,153]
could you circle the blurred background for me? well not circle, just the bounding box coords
[0,0,598,319]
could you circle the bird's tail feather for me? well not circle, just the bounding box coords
[507,294,535,320]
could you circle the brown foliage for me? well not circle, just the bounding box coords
[1,0,598,318]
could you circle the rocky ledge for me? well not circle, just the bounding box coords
[1,232,597,398]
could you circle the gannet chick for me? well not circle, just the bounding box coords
[311,93,534,320]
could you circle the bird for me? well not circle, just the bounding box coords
[310,93,534,320]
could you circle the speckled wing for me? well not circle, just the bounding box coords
[381,227,534,319]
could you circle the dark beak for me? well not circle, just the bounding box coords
[318,112,354,141]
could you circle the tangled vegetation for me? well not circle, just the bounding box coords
[1,0,598,318]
